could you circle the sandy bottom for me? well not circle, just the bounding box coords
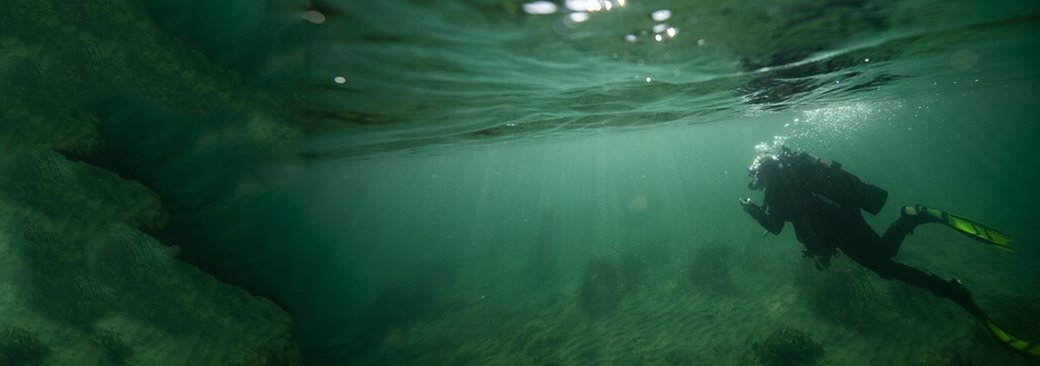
[355,230,1038,366]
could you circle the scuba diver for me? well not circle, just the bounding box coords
[739,144,1038,359]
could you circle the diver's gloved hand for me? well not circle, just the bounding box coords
[739,197,755,212]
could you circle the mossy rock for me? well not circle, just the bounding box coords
[0,326,50,366]
[752,326,823,366]
[90,328,133,366]
[16,271,117,330]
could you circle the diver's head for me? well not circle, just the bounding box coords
[747,154,780,190]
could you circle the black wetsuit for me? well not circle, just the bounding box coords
[744,156,982,317]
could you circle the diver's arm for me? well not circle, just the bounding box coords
[741,199,784,234]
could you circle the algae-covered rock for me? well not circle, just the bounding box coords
[233,336,304,366]
[0,0,303,362]
[0,152,302,364]
[752,326,824,366]
[0,0,312,363]
[89,328,132,366]
[0,326,50,366]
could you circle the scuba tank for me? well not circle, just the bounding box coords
[771,146,889,270]
[778,146,888,215]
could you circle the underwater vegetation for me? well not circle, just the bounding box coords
[232,338,305,366]
[89,328,132,366]
[579,255,625,317]
[751,326,824,366]
[685,241,735,294]
[794,261,890,332]
[0,326,50,366]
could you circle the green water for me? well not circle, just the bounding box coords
[2,0,1039,365]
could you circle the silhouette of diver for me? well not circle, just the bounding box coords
[740,145,1037,359]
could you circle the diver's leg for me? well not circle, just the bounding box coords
[853,248,1039,358]
[879,205,941,257]
[868,260,983,319]
[879,216,914,257]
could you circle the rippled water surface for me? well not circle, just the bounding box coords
[296,0,1039,158]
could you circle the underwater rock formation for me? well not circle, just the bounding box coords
[0,154,302,364]
[88,328,132,366]
[0,326,50,366]
[578,256,624,317]
[0,0,303,363]
[752,326,824,366]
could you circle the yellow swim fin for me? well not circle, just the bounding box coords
[983,316,1040,359]
[905,205,1014,252]
[949,279,1038,359]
